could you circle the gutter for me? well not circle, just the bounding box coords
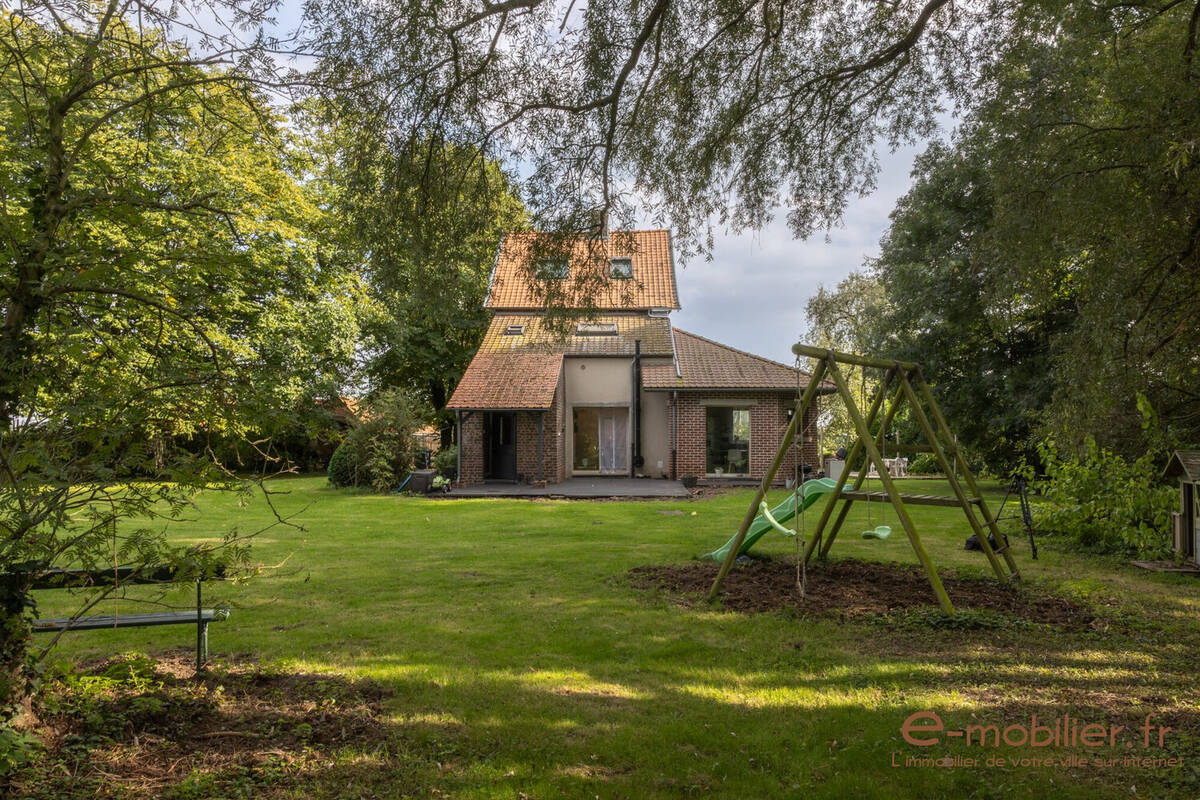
[632,340,643,476]
[670,390,678,480]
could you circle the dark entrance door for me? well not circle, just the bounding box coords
[484,412,517,481]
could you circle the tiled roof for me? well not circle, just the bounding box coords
[642,329,833,392]
[478,314,674,357]
[446,353,563,410]
[485,230,680,310]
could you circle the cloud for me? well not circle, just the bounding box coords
[671,140,929,365]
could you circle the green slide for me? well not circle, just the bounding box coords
[701,478,839,562]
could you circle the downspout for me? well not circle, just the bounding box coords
[455,410,462,486]
[537,412,544,483]
[632,340,642,477]
[670,391,678,480]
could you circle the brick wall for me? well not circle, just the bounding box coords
[671,392,820,485]
[457,378,566,487]
[459,411,484,486]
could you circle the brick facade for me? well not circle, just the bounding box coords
[458,411,484,486]
[456,380,566,487]
[459,387,820,488]
[671,392,820,486]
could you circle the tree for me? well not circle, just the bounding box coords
[862,140,1075,471]
[0,4,357,726]
[971,2,1200,454]
[302,0,986,260]
[307,120,526,443]
[806,1,1200,467]
[804,272,886,452]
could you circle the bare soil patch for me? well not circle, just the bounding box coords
[9,650,416,799]
[628,558,1094,629]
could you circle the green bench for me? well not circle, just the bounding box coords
[11,565,228,672]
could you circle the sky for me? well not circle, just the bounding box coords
[670,145,926,365]
[257,0,934,366]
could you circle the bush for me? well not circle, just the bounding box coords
[327,440,360,488]
[1033,436,1175,559]
[433,445,457,479]
[326,390,420,491]
[906,453,942,475]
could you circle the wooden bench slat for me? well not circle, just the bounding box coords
[32,610,218,632]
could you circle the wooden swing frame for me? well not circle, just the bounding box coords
[707,345,1021,614]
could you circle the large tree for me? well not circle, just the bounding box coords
[811,2,1200,465]
[307,117,526,442]
[0,3,357,724]
[302,0,984,257]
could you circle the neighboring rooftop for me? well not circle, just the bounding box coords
[642,329,834,392]
[485,230,680,311]
[446,353,563,411]
[478,314,674,357]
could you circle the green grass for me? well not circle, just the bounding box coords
[33,477,1200,798]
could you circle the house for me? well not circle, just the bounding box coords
[1164,450,1200,566]
[446,230,832,486]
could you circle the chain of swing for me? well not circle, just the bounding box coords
[861,368,889,536]
[789,358,896,599]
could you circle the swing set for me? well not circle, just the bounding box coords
[707,345,1021,615]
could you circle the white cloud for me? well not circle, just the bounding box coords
[671,140,929,364]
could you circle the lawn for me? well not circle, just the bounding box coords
[22,477,1200,798]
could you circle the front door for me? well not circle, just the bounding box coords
[485,412,517,480]
[573,408,628,474]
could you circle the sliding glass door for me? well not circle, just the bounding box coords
[573,408,629,474]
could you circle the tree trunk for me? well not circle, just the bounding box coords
[0,577,34,725]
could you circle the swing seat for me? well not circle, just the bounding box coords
[862,525,892,540]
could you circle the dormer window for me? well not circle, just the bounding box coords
[609,257,633,279]
[536,258,569,280]
[575,322,618,336]
[502,324,526,336]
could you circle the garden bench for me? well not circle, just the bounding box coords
[11,565,228,672]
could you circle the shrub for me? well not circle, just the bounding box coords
[1033,436,1175,559]
[326,440,360,488]
[326,390,420,491]
[433,445,457,479]
[906,453,942,475]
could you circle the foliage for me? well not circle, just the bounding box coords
[1033,437,1176,559]
[804,273,887,451]
[433,445,458,479]
[302,0,1005,260]
[326,441,361,489]
[807,1,1200,468]
[326,390,421,491]
[0,4,358,725]
[303,113,527,442]
[0,725,39,778]
[906,453,942,476]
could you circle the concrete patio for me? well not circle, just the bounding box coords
[448,477,690,499]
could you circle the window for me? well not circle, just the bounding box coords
[502,324,526,336]
[575,322,618,336]
[609,257,633,279]
[536,258,569,280]
[706,407,750,475]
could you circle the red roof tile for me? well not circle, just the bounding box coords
[485,230,680,310]
[479,314,674,357]
[642,329,833,392]
[446,353,563,410]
